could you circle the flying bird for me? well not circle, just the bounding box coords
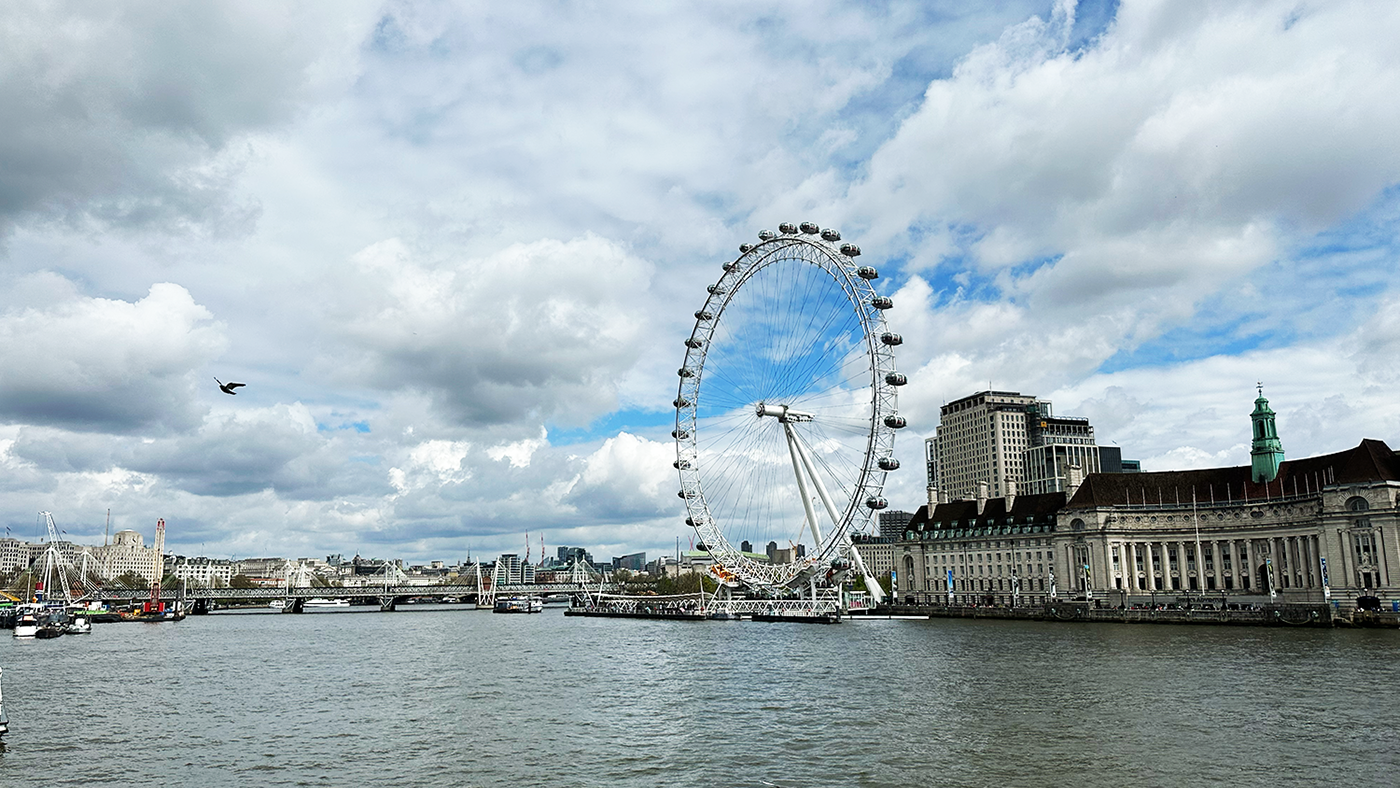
[214,377,246,396]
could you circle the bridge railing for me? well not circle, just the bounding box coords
[94,581,613,602]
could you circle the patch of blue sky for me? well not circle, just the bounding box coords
[1293,183,1400,256]
[316,420,371,434]
[911,229,1061,306]
[547,406,674,446]
[1066,0,1120,53]
[1100,187,1400,374]
[1098,318,1278,375]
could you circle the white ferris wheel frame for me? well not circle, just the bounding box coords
[673,225,903,595]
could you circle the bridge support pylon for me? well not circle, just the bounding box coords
[378,596,397,612]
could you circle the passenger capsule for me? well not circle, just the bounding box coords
[830,558,851,571]
[707,284,726,295]
[839,243,861,257]
[678,368,694,378]
[739,243,753,253]
[674,397,690,409]
[671,428,690,439]
[856,266,878,279]
[694,310,713,321]
[778,222,797,234]
[821,228,841,242]
[866,496,889,510]
[722,261,738,272]
[678,490,696,499]
[673,459,692,470]
[871,296,893,310]
[878,457,900,471]
[799,221,820,234]
[685,338,704,349]
[685,517,696,527]
[885,372,907,386]
[880,332,903,346]
[883,414,906,429]
[758,229,777,241]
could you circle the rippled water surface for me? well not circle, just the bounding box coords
[1,607,1397,787]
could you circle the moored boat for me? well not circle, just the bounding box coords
[12,608,40,639]
[304,598,351,609]
[493,597,543,614]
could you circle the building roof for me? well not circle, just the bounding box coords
[903,491,1069,537]
[1065,439,1400,509]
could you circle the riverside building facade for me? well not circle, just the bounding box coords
[895,391,1400,608]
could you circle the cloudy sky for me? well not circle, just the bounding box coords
[2,0,1398,564]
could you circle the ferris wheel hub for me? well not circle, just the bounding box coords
[754,402,813,423]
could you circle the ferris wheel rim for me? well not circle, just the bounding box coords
[673,225,902,590]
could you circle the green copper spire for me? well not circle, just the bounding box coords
[1250,383,1284,483]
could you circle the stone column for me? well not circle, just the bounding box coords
[1300,536,1312,588]
[1144,541,1157,594]
[1241,539,1254,592]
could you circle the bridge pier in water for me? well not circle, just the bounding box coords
[378,596,397,612]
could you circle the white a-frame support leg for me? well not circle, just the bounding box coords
[781,420,886,604]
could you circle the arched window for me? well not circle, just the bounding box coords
[1346,496,1369,512]
[1071,518,1086,532]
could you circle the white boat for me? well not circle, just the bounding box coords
[268,600,287,610]
[12,605,41,639]
[65,616,92,635]
[303,598,351,609]
[492,597,543,614]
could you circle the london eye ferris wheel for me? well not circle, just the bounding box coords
[673,222,905,602]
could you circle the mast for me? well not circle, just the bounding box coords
[149,518,166,611]
[105,508,110,547]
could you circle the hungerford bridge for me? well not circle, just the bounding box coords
[94,561,614,613]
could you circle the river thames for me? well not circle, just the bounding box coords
[1,607,1396,787]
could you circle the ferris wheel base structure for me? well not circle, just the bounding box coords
[674,222,906,608]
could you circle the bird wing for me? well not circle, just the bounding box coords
[227,382,246,389]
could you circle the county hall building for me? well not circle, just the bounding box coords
[892,390,1399,608]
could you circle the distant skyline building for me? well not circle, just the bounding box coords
[556,545,593,566]
[928,390,1135,501]
[878,510,914,539]
[613,551,646,571]
[928,391,1040,501]
[1022,413,1111,495]
[497,553,534,584]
